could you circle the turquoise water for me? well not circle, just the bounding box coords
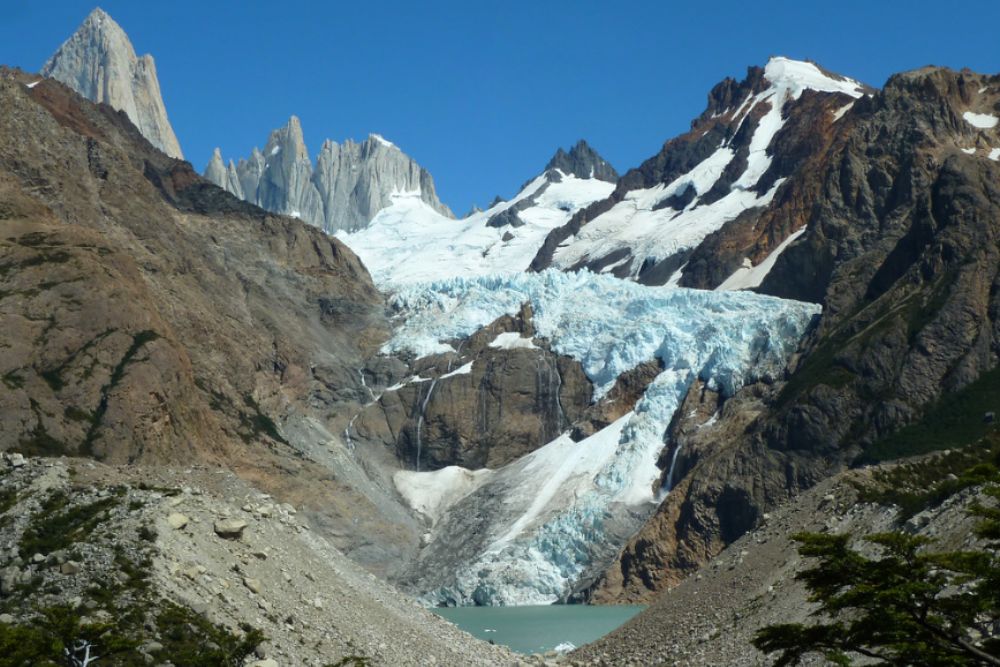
[432,605,645,655]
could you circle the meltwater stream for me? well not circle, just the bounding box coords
[433,605,645,655]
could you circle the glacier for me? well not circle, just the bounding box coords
[337,171,614,286]
[385,270,820,605]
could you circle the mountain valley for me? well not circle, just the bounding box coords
[1,7,999,666]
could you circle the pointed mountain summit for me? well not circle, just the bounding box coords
[42,8,183,159]
[545,139,618,182]
[204,148,243,199]
[207,119,453,233]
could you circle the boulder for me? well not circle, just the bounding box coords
[213,519,247,539]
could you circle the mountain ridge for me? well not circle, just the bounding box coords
[207,116,454,233]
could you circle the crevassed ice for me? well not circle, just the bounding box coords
[387,270,820,605]
[385,270,819,398]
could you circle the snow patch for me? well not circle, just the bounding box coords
[441,361,474,379]
[831,101,854,122]
[989,148,1000,162]
[963,111,999,129]
[488,332,538,350]
[395,466,492,526]
[717,227,807,291]
[961,148,976,155]
[385,375,432,392]
[370,133,396,148]
[269,145,281,156]
[25,80,41,89]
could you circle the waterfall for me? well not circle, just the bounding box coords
[344,413,360,451]
[359,368,377,403]
[550,357,566,431]
[665,445,682,491]
[414,378,438,471]
[536,355,566,440]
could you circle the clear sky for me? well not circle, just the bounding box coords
[4,1,999,214]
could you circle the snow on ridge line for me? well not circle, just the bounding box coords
[549,59,864,283]
[763,57,867,99]
[338,173,614,287]
[370,133,396,148]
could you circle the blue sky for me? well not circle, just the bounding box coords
[4,1,999,214]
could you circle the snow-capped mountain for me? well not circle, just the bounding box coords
[339,59,874,296]
[530,57,872,288]
[337,141,617,285]
[42,8,184,159]
[206,117,453,233]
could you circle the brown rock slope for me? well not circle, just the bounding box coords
[590,66,1000,602]
[0,68,426,570]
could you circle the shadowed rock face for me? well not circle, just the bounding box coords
[589,65,1000,603]
[41,8,184,159]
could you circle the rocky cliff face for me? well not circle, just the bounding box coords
[349,304,593,472]
[589,65,1000,602]
[41,8,184,159]
[207,119,453,233]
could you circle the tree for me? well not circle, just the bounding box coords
[753,486,1000,666]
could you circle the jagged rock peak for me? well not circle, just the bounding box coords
[205,147,226,183]
[545,140,618,182]
[42,7,184,159]
[204,147,243,199]
[264,115,310,162]
[208,119,453,232]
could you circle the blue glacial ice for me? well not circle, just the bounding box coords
[386,270,820,605]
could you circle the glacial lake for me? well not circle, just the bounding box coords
[432,604,645,655]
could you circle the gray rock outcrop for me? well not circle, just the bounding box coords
[204,148,243,199]
[256,116,324,224]
[206,119,453,233]
[545,139,619,182]
[41,8,183,159]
